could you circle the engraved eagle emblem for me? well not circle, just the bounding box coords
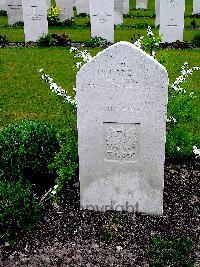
[105,125,138,160]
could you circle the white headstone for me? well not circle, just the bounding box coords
[123,0,129,15]
[7,0,23,25]
[46,0,51,9]
[159,0,185,43]
[193,0,200,14]
[22,0,48,42]
[114,0,123,25]
[0,0,7,11]
[77,41,168,215]
[155,0,160,26]
[90,0,114,43]
[55,0,74,21]
[136,0,148,9]
[76,0,89,15]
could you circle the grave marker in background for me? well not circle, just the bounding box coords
[55,0,74,21]
[7,0,23,25]
[22,0,48,42]
[136,0,148,10]
[193,0,200,14]
[155,0,160,26]
[114,0,123,25]
[160,0,185,43]
[90,0,114,43]
[76,0,89,15]
[0,0,8,11]
[123,0,129,15]
[77,41,168,215]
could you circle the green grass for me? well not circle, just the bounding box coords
[0,47,199,128]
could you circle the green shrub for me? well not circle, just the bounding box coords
[191,32,200,47]
[0,120,59,188]
[0,179,43,243]
[49,107,78,193]
[149,236,194,267]
[37,34,53,47]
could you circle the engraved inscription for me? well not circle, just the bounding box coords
[104,122,140,161]
[169,0,178,7]
[92,11,112,23]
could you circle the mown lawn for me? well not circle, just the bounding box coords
[0,47,199,130]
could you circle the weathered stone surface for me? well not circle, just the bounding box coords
[0,0,8,11]
[136,0,148,9]
[7,0,23,25]
[76,0,89,15]
[114,0,123,25]
[90,0,114,43]
[155,0,160,26]
[123,0,129,15]
[55,0,74,21]
[193,0,200,14]
[22,0,48,42]
[160,0,185,43]
[77,41,168,215]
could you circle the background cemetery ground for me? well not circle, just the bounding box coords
[0,0,200,266]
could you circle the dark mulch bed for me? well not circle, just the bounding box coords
[0,158,199,267]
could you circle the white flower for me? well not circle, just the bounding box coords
[167,117,177,123]
[38,68,44,73]
[177,147,180,151]
[54,185,59,189]
[70,47,78,53]
[152,51,156,58]
[75,62,82,69]
[193,146,200,158]
[147,26,154,37]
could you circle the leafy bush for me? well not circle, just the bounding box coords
[0,179,43,243]
[84,37,108,48]
[149,236,194,267]
[49,105,78,193]
[0,120,59,188]
[48,6,59,26]
[191,32,200,47]
[0,34,9,47]
[37,34,53,47]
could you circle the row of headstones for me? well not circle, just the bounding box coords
[2,0,200,43]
